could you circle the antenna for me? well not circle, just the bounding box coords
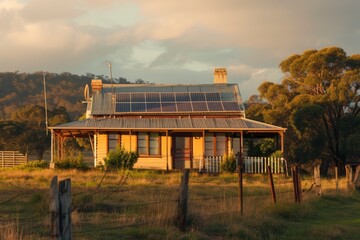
[107,61,113,86]
[43,72,49,135]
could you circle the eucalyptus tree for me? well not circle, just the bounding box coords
[248,47,360,171]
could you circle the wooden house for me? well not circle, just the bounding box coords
[49,68,286,172]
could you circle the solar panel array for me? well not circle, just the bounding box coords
[115,92,241,113]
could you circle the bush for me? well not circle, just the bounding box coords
[17,160,49,170]
[55,153,89,171]
[104,146,138,171]
[221,153,237,173]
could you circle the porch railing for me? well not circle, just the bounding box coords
[198,156,287,174]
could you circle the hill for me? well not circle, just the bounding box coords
[0,72,131,121]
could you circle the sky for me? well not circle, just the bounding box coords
[1,0,359,100]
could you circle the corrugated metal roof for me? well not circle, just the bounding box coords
[50,117,285,132]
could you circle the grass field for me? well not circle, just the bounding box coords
[0,168,359,239]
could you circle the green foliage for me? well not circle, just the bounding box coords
[104,146,138,171]
[17,160,50,170]
[55,153,89,171]
[249,47,360,169]
[221,153,237,173]
[247,138,277,157]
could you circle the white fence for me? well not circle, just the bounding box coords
[198,156,287,174]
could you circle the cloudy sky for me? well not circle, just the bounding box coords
[1,0,359,99]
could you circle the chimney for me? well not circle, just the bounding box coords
[91,79,103,92]
[214,68,227,84]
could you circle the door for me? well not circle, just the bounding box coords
[173,135,192,169]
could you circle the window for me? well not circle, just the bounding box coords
[108,133,120,152]
[138,132,161,156]
[205,133,227,156]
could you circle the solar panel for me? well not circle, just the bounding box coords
[161,102,177,112]
[146,93,160,102]
[206,92,221,101]
[146,102,161,112]
[207,101,224,111]
[223,102,240,111]
[116,93,130,102]
[161,93,175,102]
[131,93,145,102]
[190,92,205,101]
[116,103,130,112]
[175,92,190,101]
[177,102,192,112]
[131,102,146,112]
[192,102,208,111]
[114,91,242,114]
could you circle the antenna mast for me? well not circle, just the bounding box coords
[43,72,48,135]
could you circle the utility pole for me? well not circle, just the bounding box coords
[43,72,48,135]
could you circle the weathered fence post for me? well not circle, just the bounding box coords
[267,166,276,204]
[353,165,360,190]
[50,176,72,240]
[314,164,322,196]
[335,166,339,192]
[178,169,189,231]
[345,164,354,191]
[237,164,243,215]
[292,166,301,203]
[59,179,72,240]
[50,176,60,239]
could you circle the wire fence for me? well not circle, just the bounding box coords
[0,168,356,239]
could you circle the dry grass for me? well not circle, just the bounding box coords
[0,168,358,239]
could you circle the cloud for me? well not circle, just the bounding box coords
[0,0,359,98]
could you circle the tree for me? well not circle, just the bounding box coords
[251,47,360,172]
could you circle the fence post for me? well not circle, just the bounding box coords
[50,176,72,240]
[1,151,3,168]
[267,166,276,204]
[297,168,302,203]
[292,166,299,203]
[314,164,322,196]
[50,176,60,239]
[59,178,72,239]
[237,164,243,215]
[178,169,189,231]
[335,166,339,192]
[345,165,354,191]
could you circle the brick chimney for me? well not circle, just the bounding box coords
[91,79,103,92]
[214,68,227,84]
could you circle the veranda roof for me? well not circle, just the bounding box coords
[49,117,286,137]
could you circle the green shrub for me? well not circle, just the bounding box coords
[55,153,89,171]
[221,153,237,173]
[104,146,138,171]
[17,160,49,170]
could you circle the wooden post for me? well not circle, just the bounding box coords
[267,166,276,204]
[50,176,60,239]
[314,164,322,196]
[297,170,302,203]
[292,167,298,203]
[335,166,339,192]
[50,176,72,240]
[178,169,189,231]
[353,165,360,190]
[237,165,243,215]
[59,178,72,240]
[345,165,354,191]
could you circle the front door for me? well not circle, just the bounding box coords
[173,135,192,169]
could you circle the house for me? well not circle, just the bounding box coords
[49,68,286,172]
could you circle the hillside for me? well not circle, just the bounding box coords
[0,72,131,121]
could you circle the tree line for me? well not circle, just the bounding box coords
[0,72,145,158]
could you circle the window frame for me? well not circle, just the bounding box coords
[204,132,228,156]
[108,132,121,152]
[137,132,161,157]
